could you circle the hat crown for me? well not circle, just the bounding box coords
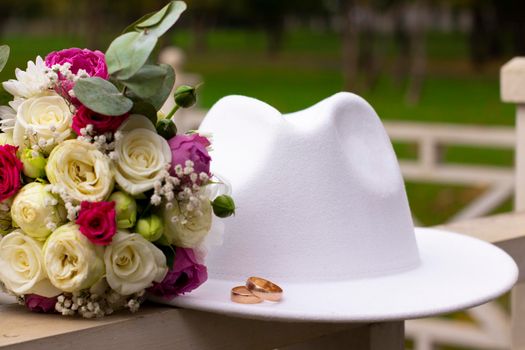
[200,93,420,283]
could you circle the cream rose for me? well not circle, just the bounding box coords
[44,223,105,292]
[105,231,167,295]
[46,139,114,202]
[11,183,66,240]
[0,230,60,297]
[163,198,213,248]
[13,93,72,154]
[113,115,171,195]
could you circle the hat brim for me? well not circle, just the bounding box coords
[151,228,518,322]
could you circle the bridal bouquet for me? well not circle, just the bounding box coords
[0,1,235,318]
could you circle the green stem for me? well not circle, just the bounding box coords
[165,104,180,120]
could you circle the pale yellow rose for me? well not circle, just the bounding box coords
[113,115,171,195]
[0,230,60,297]
[46,139,114,202]
[11,183,66,241]
[43,223,105,292]
[13,93,72,154]
[162,198,213,248]
[105,231,167,295]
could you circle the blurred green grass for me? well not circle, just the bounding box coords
[0,29,516,225]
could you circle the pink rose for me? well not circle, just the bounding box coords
[0,144,23,202]
[76,201,117,246]
[45,48,109,103]
[168,134,211,178]
[25,294,58,314]
[148,248,207,300]
[45,48,108,79]
[72,105,128,135]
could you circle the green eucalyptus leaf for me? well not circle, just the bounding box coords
[121,64,167,99]
[145,1,187,37]
[136,3,171,28]
[122,6,167,34]
[144,64,175,110]
[130,101,158,125]
[74,77,133,116]
[106,31,157,80]
[0,45,10,73]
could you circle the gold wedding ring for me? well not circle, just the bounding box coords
[231,286,263,304]
[246,276,283,302]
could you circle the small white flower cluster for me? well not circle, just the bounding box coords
[55,289,145,318]
[24,125,58,154]
[79,127,119,154]
[152,160,210,225]
[46,184,79,221]
[45,62,88,92]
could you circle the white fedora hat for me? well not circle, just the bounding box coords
[161,92,518,322]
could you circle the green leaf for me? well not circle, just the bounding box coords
[0,45,10,73]
[130,101,158,126]
[122,5,168,34]
[144,64,175,110]
[136,2,171,28]
[74,77,133,116]
[121,64,167,99]
[156,244,176,269]
[143,1,187,37]
[106,31,157,80]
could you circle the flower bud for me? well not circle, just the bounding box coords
[212,195,236,218]
[108,191,137,229]
[21,148,47,178]
[156,118,177,140]
[174,85,197,108]
[136,214,164,242]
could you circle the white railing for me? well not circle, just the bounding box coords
[403,57,525,350]
[385,121,515,223]
[388,120,515,349]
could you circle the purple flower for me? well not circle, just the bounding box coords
[168,134,211,179]
[45,48,108,79]
[25,294,58,313]
[148,248,208,300]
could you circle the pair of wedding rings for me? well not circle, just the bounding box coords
[231,277,283,304]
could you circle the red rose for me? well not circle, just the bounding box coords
[0,144,23,202]
[76,201,117,246]
[72,105,128,135]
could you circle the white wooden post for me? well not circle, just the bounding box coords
[501,57,525,350]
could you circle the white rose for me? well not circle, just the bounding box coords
[105,231,167,295]
[163,197,213,248]
[2,56,50,99]
[44,223,105,292]
[113,115,171,195]
[13,93,72,154]
[0,230,60,297]
[11,183,66,241]
[46,139,114,202]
